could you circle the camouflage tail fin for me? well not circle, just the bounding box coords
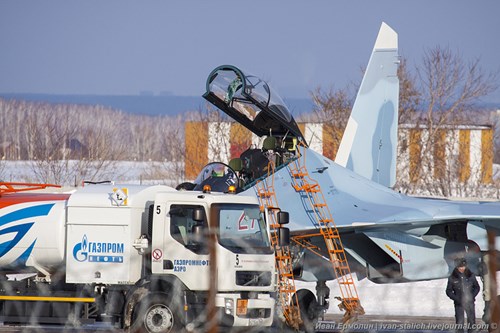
[335,22,399,188]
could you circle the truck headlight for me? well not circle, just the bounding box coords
[224,298,234,315]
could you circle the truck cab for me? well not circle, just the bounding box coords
[149,190,276,328]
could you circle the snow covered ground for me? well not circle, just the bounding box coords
[0,160,180,186]
[297,276,493,318]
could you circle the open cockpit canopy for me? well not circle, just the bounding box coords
[203,65,305,144]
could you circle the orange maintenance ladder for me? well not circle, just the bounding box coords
[255,162,301,330]
[287,145,364,324]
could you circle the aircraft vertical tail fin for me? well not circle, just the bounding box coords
[335,22,400,187]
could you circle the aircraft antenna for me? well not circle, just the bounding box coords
[255,162,302,330]
[288,143,365,323]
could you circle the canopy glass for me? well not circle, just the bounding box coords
[203,65,305,143]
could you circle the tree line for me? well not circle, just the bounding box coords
[0,99,188,161]
[0,99,188,185]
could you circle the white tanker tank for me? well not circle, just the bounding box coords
[0,183,172,280]
[0,190,68,273]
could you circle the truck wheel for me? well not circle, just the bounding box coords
[296,289,318,333]
[131,293,183,333]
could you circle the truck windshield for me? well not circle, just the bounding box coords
[214,204,272,254]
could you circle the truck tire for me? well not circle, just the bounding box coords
[296,289,318,333]
[131,293,183,333]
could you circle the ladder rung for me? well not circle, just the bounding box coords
[314,203,327,207]
[281,289,297,294]
[277,264,293,270]
[292,184,321,193]
[333,259,349,266]
[340,276,354,282]
[339,281,355,285]
[292,185,309,192]
[344,298,359,302]
[280,273,294,278]
[292,172,308,178]
[324,232,340,238]
[332,255,349,262]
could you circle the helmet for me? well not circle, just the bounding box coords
[455,258,467,267]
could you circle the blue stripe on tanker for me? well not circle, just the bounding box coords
[10,240,36,266]
[0,204,55,227]
[0,223,35,257]
[0,203,55,264]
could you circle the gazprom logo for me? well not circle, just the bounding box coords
[72,234,124,263]
[72,235,88,262]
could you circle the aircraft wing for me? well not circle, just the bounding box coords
[286,183,499,284]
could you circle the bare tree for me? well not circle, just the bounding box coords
[69,106,128,185]
[308,87,353,160]
[141,114,186,186]
[27,104,79,185]
[398,57,421,125]
[395,46,499,198]
[0,157,5,181]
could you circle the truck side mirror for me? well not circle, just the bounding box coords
[192,224,204,244]
[277,211,289,225]
[192,208,205,222]
[279,227,290,247]
[186,224,207,253]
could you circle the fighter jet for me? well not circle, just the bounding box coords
[190,22,498,325]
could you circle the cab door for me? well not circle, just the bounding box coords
[152,203,211,291]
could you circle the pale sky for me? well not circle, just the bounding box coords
[1,0,499,103]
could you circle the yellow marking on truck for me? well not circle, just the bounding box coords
[0,296,95,303]
[111,187,129,206]
[236,299,248,316]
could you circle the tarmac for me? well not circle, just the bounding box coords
[316,314,491,332]
[0,315,492,332]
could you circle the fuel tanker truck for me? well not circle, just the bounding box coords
[0,180,286,332]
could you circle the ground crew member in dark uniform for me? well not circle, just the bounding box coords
[446,258,480,333]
